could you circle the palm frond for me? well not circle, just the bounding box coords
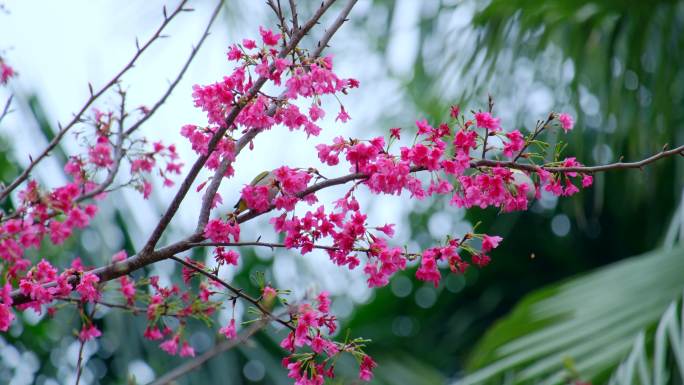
[607,297,684,385]
[454,246,684,385]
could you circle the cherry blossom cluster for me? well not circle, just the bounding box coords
[0,57,14,85]
[184,26,358,185]
[67,108,183,199]
[0,181,99,275]
[280,291,376,384]
[0,108,182,334]
[142,266,224,358]
[8,257,99,329]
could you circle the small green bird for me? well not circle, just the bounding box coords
[233,170,279,214]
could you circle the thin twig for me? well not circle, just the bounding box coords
[56,296,183,317]
[124,1,223,137]
[481,96,494,159]
[267,0,291,38]
[75,304,97,385]
[513,113,554,162]
[288,0,299,33]
[312,0,358,58]
[0,95,13,125]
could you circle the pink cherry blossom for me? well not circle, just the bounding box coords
[503,130,525,158]
[259,26,282,46]
[79,324,102,341]
[558,113,574,132]
[0,62,15,84]
[180,341,195,357]
[220,319,237,339]
[474,111,501,132]
[160,335,179,355]
[336,107,351,123]
[482,235,503,252]
[76,273,100,303]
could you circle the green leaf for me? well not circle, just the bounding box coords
[456,246,684,385]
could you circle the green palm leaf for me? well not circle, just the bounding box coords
[454,245,684,385]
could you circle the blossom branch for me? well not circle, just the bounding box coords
[0,0,192,203]
[479,144,684,173]
[76,88,128,202]
[168,255,294,330]
[142,0,338,256]
[190,240,341,252]
[236,145,684,223]
[188,240,422,261]
[10,142,683,306]
[196,0,356,232]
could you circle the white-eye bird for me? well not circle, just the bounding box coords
[511,169,536,200]
[233,170,279,214]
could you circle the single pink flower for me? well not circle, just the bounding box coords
[259,26,281,46]
[160,336,179,355]
[220,319,237,339]
[481,235,503,252]
[79,324,102,341]
[474,112,501,132]
[336,107,351,123]
[263,286,277,300]
[179,341,195,357]
[558,113,574,133]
